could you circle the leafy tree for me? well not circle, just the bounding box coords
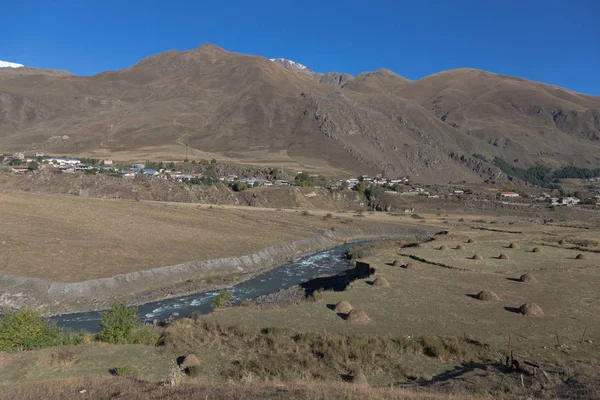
[210,159,217,165]
[365,184,385,201]
[354,181,368,196]
[98,302,138,344]
[27,161,39,171]
[231,181,248,192]
[0,308,62,351]
[295,172,312,187]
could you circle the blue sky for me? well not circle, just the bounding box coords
[2,0,599,94]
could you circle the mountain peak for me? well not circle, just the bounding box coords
[269,58,311,73]
[0,60,24,68]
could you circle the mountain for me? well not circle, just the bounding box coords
[270,58,353,88]
[0,44,599,183]
[0,60,24,68]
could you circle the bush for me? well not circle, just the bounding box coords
[212,290,233,309]
[133,325,162,346]
[346,243,375,260]
[300,210,311,216]
[411,214,424,219]
[231,181,248,192]
[295,172,312,187]
[98,302,139,344]
[0,308,63,351]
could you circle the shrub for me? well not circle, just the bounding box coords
[322,213,333,220]
[295,172,312,187]
[0,308,63,351]
[212,290,234,308]
[231,181,248,192]
[300,210,311,216]
[346,243,374,260]
[98,302,139,344]
[133,325,162,346]
[411,214,424,219]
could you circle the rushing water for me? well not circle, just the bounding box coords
[52,241,362,332]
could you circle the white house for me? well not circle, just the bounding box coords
[500,192,520,198]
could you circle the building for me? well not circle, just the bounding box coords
[10,165,29,173]
[103,159,113,166]
[500,192,520,198]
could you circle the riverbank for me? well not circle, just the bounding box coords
[1,225,433,316]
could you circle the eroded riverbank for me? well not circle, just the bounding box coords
[1,226,432,317]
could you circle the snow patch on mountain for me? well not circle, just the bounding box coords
[0,60,24,68]
[269,58,309,70]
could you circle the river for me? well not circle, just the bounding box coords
[52,241,360,332]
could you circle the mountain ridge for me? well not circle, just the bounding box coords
[1,43,599,183]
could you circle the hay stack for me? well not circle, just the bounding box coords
[559,240,566,245]
[519,273,537,283]
[476,290,500,301]
[372,277,390,287]
[519,303,544,317]
[334,300,353,314]
[575,253,588,260]
[508,242,520,249]
[499,254,510,260]
[455,244,466,250]
[392,259,403,267]
[466,238,475,244]
[403,263,417,269]
[532,247,542,253]
[180,354,200,369]
[346,309,370,323]
[438,245,448,251]
[350,371,368,385]
[472,254,484,260]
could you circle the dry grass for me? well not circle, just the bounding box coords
[0,192,396,281]
[346,309,370,323]
[519,273,537,283]
[476,290,500,302]
[372,277,391,287]
[163,319,490,384]
[333,301,353,314]
[519,303,544,317]
[0,376,494,400]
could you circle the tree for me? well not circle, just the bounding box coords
[355,181,368,196]
[210,159,217,165]
[0,308,62,351]
[231,181,248,192]
[295,172,312,187]
[27,161,39,171]
[98,302,138,344]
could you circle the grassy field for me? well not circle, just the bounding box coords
[208,222,600,352]
[0,209,599,398]
[0,192,405,282]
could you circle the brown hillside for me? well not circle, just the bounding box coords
[393,68,600,167]
[1,45,599,182]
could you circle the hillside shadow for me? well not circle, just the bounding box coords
[301,261,375,295]
[504,306,521,314]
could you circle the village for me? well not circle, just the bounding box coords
[1,152,599,206]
